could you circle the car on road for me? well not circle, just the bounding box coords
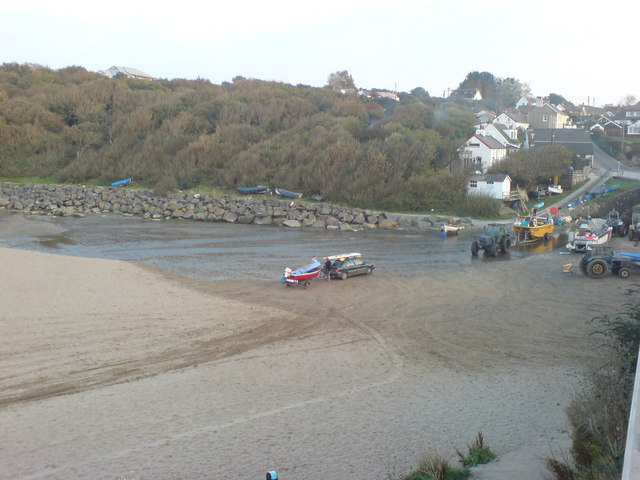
[328,253,375,280]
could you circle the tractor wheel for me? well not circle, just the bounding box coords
[587,259,608,279]
[487,243,497,257]
[543,232,551,242]
[619,267,631,279]
[579,261,588,276]
[471,241,479,256]
[500,236,511,253]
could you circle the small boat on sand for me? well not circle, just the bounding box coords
[236,186,271,195]
[440,223,464,235]
[274,187,303,199]
[111,178,133,187]
[281,260,322,288]
[566,218,613,252]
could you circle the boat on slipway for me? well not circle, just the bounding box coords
[566,218,613,252]
[512,213,554,244]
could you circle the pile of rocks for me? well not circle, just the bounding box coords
[0,182,469,232]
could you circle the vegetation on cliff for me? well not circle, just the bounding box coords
[0,63,482,212]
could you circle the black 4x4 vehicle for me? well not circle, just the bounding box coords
[580,245,640,279]
[471,223,513,257]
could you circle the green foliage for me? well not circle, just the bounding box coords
[0,62,480,212]
[488,145,573,189]
[453,194,501,218]
[549,93,568,105]
[456,432,497,468]
[400,452,469,480]
[544,301,640,479]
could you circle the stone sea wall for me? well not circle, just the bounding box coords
[564,187,640,222]
[0,183,468,232]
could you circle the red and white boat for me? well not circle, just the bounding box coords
[566,218,613,252]
[281,260,322,288]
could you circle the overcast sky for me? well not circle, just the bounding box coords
[2,0,637,107]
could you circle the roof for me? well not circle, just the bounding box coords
[451,88,482,100]
[98,66,155,79]
[473,134,507,150]
[532,128,594,155]
[469,173,511,183]
[499,111,529,124]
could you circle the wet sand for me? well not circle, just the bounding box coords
[1,217,637,480]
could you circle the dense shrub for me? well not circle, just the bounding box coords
[0,63,477,211]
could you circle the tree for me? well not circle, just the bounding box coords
[622,94,638,106]
[549,93,568,105]
[488,145,573,188]
[493,77,526,111]
[458,71,496,100]
[326,70,355,92]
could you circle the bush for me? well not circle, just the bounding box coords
[153,176,176,196]
[542,301,640,479]
[401,451,469,480]
[456,432,497,468]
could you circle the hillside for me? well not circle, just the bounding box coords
[0,63,477,211]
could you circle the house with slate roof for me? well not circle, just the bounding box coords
[449,88,482,101]
[475,123,520,148]
[459,134,512,172]
[494,112,529,131]
[528,103,571,129]
[531,128,594,165]
[467,173,512,200]
[611,107,640,137]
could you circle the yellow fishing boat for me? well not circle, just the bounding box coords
[513,214,554,243]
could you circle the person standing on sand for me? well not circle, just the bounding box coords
[324,257,332,281]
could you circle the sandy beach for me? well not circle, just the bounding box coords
[1,216,636,480]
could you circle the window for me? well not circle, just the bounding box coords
[629,123,640,135]
[486,181,494,184]
[469,181,477,188]
[626,111,640,117]
[469,143,480,147]
[542,114,549,122]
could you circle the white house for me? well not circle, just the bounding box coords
[467,173,511,200]
[475,123,519,148]
[494,112,529,131]
[459,134,510,173]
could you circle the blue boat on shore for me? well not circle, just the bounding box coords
[236,186,271,195]
[111,178,133,187]
[274,187,303,199]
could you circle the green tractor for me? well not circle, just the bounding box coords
[471,223,513,257]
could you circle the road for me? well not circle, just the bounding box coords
[547,141,638,212]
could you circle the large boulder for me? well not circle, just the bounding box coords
[283,219,302,228]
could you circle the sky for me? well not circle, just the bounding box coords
[1,0,637,107]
